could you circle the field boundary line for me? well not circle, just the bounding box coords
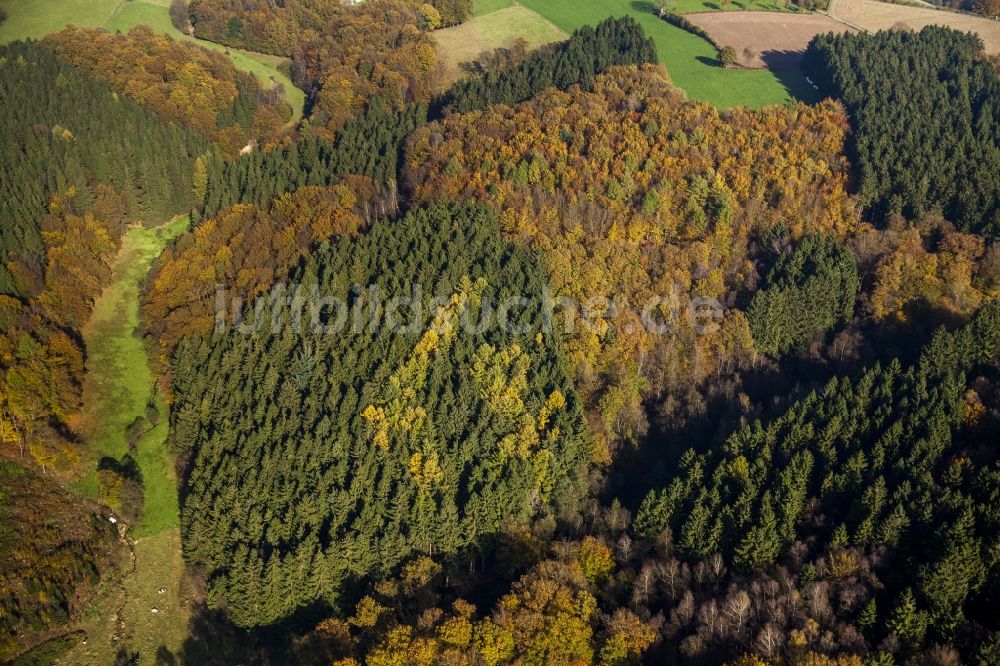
[821,13,868,32]
[822,1,869,33]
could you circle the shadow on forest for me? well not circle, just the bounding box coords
[601,295,969,511]
[166,603,278,665]
[163,530,544,665]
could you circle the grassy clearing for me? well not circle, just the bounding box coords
[118,529,192,663]
[58,529,193,665]
[435,5,567,85]
[133,389,177,538]
[59,217,194,664]
[0,0,305,121]
[0,0,119,41]
[518,0,814,108]
[473,0,514,15]
[76,216,189,537]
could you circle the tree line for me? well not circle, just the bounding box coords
[186,0,471,58]
[437,15,657,113]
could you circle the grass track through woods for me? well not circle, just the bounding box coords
[516,0,817,108]
[54,217,194,664]
[76,216,189,539]
[57,528,192,665]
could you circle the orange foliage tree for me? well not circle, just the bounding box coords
[43,26,290,154]
[308,544,655,665]
[404,65,860,449]
[141,178,385,368]
[1,189,131,473]
[291,0,441,138]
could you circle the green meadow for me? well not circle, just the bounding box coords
[0,0,120,41]
[56,217,195,664]
[515,0,815,108]
[76,216,189,538]
[473,0,515,16]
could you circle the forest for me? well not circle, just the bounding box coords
[630,300,1000,661]
[803,27,1000,239]
[193,15,657,220]
[275,298,1000,665]
[0,38,206,657]
[42,25,291,154]
[0,462,122,661]
[0,3,999,665]
[186,0,471,57]
[0,39,206,475]
[0,40,206,297]
[142,178,387,367]
[404,64,856,451]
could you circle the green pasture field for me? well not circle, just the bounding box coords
[517,0,816,108]
[435,4,567,85]
[473,0,515,15]
[0,0,120,41]
[75,216,189,538]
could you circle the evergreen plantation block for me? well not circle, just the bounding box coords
[173,203,591,627]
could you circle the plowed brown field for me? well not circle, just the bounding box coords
[687,11,853,68]
[828,0,1000,53]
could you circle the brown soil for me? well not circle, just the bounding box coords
[686,11,854,69]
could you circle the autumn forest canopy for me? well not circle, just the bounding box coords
[1,1,1000,664]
